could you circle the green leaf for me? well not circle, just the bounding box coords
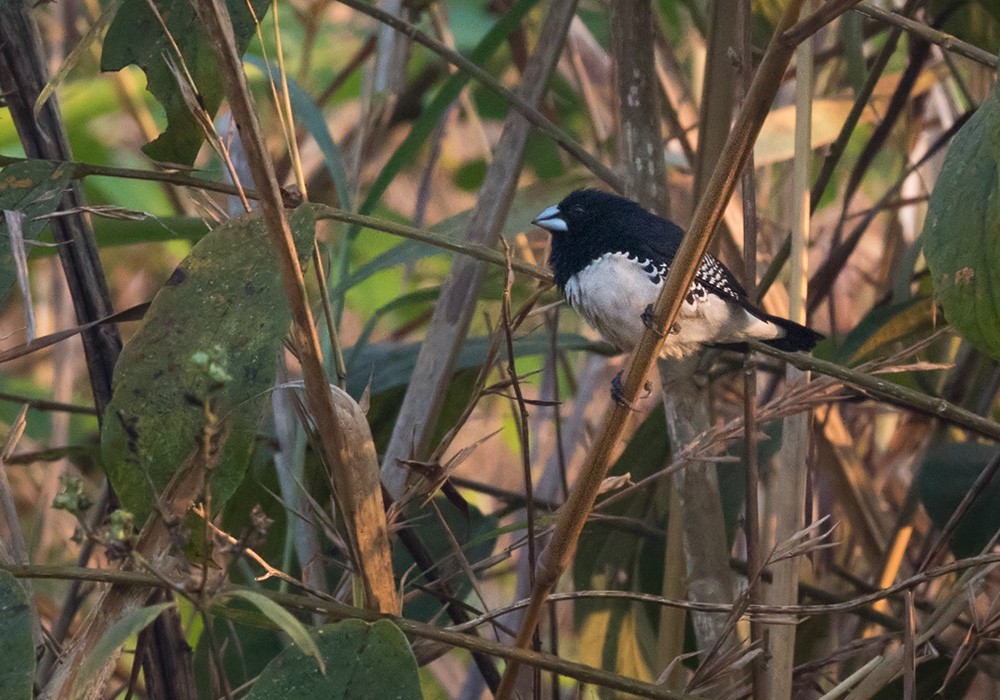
[0,572,34,700]
[0,159,74,300]
[246,619,420,700]
[917,442,1000,559]
[100,0,270,164]
[73,602,175,699]
[923,85,1000,359]
[101,206,315,522]
[218,589,324,674]
[836,297,935,365]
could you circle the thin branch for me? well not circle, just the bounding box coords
[748,340,1000,443]
[854,4,999,69]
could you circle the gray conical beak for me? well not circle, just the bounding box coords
[532,205,568,233]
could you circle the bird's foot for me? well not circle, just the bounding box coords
[641,304,666,338]
[610,371,652,410]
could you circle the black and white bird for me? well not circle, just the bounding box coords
[533,189,823,360]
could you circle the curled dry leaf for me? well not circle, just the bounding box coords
[324,385,399,615]
[597,472,633,496]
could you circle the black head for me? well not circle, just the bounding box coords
[532,189,646,238]
[533,189,681,290]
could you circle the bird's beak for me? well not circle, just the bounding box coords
[532,205,568,233]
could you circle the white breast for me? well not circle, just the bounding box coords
[565,253,783,358]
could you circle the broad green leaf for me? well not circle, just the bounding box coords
[246,619,420,700]
[917,442,1000,559]
[73,602,175,699]
[0,572,33,700]
[101,0,269,164]
[923,85,1000,359]
[0,159,74,300]
[218,590,324,674]
[101,207,315,522]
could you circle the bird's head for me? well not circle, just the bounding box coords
[532,189,632,237]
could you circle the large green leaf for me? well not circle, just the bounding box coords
[101,207,315,522]
[101,0,269,164]
[0,572,33,700]
[917,442,1000,559]
[0,159,74,301]
[246,619,420,700]
[923,86,1000,359]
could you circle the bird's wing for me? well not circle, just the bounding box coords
[636,219,752,301]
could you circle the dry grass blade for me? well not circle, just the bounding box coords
[0,303,149,365]
[0,407,32,569]
[3,211,35,342]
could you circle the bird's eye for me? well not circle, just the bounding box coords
[570,205,585,216]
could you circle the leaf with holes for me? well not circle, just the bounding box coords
[923,85,1000,359]
[101,0,269,164]
[101,207,315,522]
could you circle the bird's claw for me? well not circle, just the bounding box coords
[641,304,666,338]
[610,371,652,410]
[610,371,633,409]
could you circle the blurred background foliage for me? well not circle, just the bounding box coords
[2,0,1000,697]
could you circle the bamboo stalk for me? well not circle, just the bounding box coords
[764,11,813,696]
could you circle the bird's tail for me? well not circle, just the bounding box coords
[761,314,824,352]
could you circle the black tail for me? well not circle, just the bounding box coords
[762,314,824,352]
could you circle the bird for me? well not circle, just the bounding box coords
[533,189,823,366]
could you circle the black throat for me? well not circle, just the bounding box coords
[547,200,685,292]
